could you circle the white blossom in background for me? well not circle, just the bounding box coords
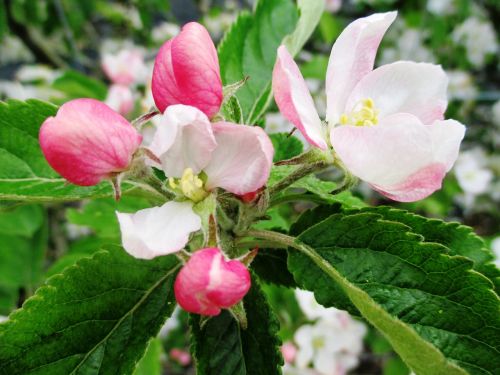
[294,317,366,375]
[0,80,61,101]
[203,12,237,39]
[452,17,497,68]
[426,0,455,15]
[159,306,181,338]
[65,222,92,240]
[293,290,366,375]
[380,26,435,65]
[16,65,59,83]
[105,84,135,116]
[492,237,500,269]
[0,316,7,323]
[152,22,181,44]
[446,70,477,101]
[454,148,493,207]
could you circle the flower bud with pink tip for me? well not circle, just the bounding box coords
[174,248,251,316]
[152,22,223,118]
[39,98,142,186]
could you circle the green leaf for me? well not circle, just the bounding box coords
[269,133,303,162]
[252,248,296,287]
[190,275,283,375]
[66,196,151,239]
[354,206,500,293]
[269,165,366,208]
[52,70,108,103]
[0,100,152,201]
[0,204,44,237]
[0,246,180,375]
[134,338,163,375]
[220,96,244,124]
[218,0,323,124]
[0,205,47,315]
[287,210,500,375]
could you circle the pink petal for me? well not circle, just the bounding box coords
[116,201,201,259]
[174,248,251,316]
[272,46,327,149]
[152,22,223,118]
[325,11,397,124]
[39,98,142,186]
[346,61,448,124]
[204,122,274,195]
[147,104,217,178]
[330,113,465,202]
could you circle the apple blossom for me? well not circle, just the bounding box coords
[152,22,223,118]
[116,104,273,259]
[148,104,274,197]
[39,98,142,186]
[105,84,135,115]
[174,247,251,316]
[272,11,466,202]
[101,48,148,86]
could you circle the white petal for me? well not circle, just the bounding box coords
[116,201,201,259]
[326,11,397,124]
[148,104,217,177]
[346,61,448,124]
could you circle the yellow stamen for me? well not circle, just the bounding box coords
[170,168,208,202]
[339,97,379,127]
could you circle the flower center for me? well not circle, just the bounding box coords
[169,168,208,202]
[312,336,325,349]
[339,98,379,126]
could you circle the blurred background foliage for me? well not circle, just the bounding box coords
[0,0,499,374]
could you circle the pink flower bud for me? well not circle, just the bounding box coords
[174,248,251,316]
[39,98,143,186]
[169,348,192,366]
[152,22,223,118]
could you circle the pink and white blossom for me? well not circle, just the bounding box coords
[39,98,142,186]
[272,11,466,202]
[148,104,274,196]
[105,84,135,115]
[174,248,251,316]
[101,48,148,86]
[116,201,201,260]
[152,22,223,118]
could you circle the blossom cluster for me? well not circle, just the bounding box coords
[39,13,465,317]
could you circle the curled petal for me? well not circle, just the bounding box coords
[152,22,223,118]
[272,46,327,149]
[148,104,217,178]
[204,122,274,195]
[325,11,397,123]
[39,98,142,186]
[116,201,201,259]
[330,113,465,202]
[174,248,251,316]
[346,61,448,124]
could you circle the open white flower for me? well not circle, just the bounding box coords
[272,12,465,202]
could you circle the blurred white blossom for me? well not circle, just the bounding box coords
[0,316,7,323]
[16,65,59,83]
[294,290,366,375]
[0,36,33,64]
[446,70,477,101]
[325,0,342,13]
[426,0,455,15]
[452,17,497,68]
[152,22,181,44]
[454,148,493,208]
[380,27,434,65]
[105,84,135,116]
